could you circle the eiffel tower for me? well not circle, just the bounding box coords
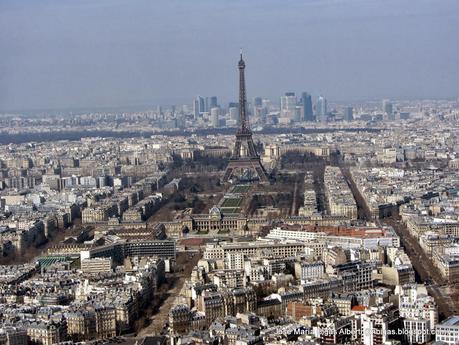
[223,52,269,183]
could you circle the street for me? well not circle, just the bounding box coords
[137,251,202,336]
[342,166,459,320]
[383,217,459,320]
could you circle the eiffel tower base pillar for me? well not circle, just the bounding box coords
[223,158,269,183]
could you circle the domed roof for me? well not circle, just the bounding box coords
[209,205,222,220]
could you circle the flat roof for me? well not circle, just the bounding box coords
[272,225,393,239]
[441,316,459,326]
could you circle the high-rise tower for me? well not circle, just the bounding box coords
[301,92,314,121]
[197,96,205,114]
[280,92,297,120]
[382,99,394,120]
[343,106,354,121]
[316,95,327,122]
[223,53,269,183]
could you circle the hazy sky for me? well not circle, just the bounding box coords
[1,0,458,111]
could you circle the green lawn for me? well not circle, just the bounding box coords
[221,197,242,208]
[232,185,251,193]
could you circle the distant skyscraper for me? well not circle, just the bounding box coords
[197,96,205,114]
[280,92,297,119]
[193,99,199,120]
[316,95,327,122]
[343,106,353,121]
[252,97,262,118]
[229,107,239,123]
[210,96,218,109]
[293,107,302,122]
[253,97,262,107]
[382,99,394,120]
[210,107,220,127]
[254,107,268,124]
[261,99,271,109]
[301,92,314,121]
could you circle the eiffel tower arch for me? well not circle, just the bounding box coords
[223,52,269,183]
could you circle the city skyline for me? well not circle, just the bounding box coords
[1,2,459,341]
[1,0,459,112]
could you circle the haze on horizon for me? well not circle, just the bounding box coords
[0,0,458,112]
